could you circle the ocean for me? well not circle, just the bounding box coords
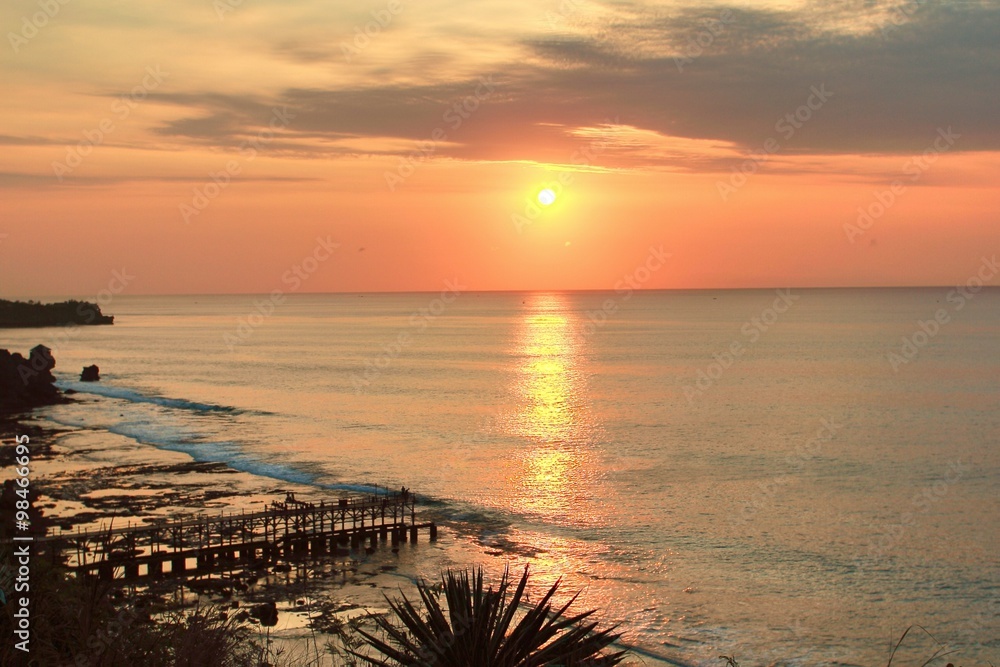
[4,288,998,666]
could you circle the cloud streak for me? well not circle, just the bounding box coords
[100,1,996,175]
[3,0,998,182]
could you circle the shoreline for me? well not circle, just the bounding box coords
[12,372,991,665]
[1,408,445,666]
[3,401,677,666]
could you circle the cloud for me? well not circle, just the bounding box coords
[0,134,63,146]
[0,171,318,189]
[517,2,1000,154]
[15,0,994,177]
[138,2,998,172]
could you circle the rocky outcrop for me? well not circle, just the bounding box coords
[0,345,65,413]
[81,364,100,382]
[0,299,114,328]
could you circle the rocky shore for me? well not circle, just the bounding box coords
[0,410,411,667]
[0,342,450,666]
[0,299,113,411]
[0,344,66,413]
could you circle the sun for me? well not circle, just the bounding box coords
[537,188,557,206]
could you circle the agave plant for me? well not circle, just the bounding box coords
[350,565,626,666]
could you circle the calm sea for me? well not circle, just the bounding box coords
[4,289,999,666]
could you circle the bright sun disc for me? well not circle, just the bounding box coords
[538,188,556,206]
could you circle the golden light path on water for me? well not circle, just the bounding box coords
[508,294,594,522]
[497,295,667,656]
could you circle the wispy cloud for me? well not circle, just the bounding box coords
[3,0,998,179]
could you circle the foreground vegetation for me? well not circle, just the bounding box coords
[0,556,275,667]
[0,546,989,666]
[0,558,626,666]
[350,566,625,666]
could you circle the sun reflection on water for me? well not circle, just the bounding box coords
[503,293,603,526]
[511,294,590,445]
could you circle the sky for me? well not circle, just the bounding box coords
[0,0,998,296]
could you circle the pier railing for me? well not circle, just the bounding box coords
[9,490,436,583]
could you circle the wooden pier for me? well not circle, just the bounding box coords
[19,490,436,584]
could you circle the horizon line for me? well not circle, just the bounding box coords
[7,284,998,301]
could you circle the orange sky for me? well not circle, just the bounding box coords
[1,0,998,296]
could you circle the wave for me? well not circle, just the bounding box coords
[103,416,317,487]
[178,444,318,487]
[51,379,529,550]
[44,380,694,663]
[57,379,251,415]
[406,495,515,536]
[319,482,399,495]
[50,379,312,487]
[50,382,535,541]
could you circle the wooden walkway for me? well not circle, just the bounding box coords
[19,490,436,583]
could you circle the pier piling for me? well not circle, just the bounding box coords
[14,490,434,584]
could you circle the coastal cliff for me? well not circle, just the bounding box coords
[0,299,114,328]
[0,345,65,413]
